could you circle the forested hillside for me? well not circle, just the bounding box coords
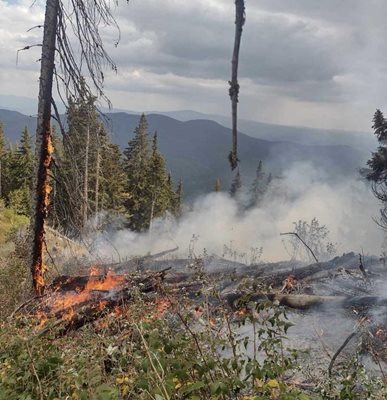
[0,109,367,197]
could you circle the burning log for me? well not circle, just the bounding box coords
[26,268,171,334]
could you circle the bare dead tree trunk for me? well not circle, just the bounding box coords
[228,0,245,170]
[95,129,100,215]
[31,0,59,296]
[82,112,90,228]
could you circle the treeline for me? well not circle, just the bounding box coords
[0,94,182,235]
[0,124,33,215]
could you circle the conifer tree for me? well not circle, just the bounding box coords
[0,122,5,199]
[366,109,387,228]
[123,117,176,231]
[99,142,126,212]
[123,114,152,231]
[8,127,34,215]
[148,132,173,224]
[230,168,242,198]
[17,127,34,189]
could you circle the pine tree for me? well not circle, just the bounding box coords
[60,91,101,232]
[123,119,176,231]
[366,110,387,183]
[17,127,34,189]
[0,122,5,199]
[51,91,127,234]
[99,142,126,212]
[147,132,173,225]
[8,127,34,215]
[366,109,387,228]
[123,114,152,231]
[372,109,387,142]
[230,168,242,198]
[2,144,17,203]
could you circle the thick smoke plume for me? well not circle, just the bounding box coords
[91,162,384,263]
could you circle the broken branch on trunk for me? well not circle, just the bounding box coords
[228,0,246,170]
[280,232,319,263]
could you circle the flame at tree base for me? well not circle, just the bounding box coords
[31,132,53,296]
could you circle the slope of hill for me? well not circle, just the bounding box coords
[0,109,369,197]
[153,110,376,151]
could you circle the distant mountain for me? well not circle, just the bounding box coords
[0,108,370,197]
[0,109,38,143]
[153,110,377,151]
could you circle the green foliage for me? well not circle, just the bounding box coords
[51,92,126,234]
[0,281,386,399]
[8,187,31,216]
[365,109,387,228]
[0,299,311,400]
[0,208,29,317]
[0,200,28,245]
[123,116,177,231]
[0,126,33,215]
[319,357,387,399]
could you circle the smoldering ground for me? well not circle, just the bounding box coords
[90,162,385,263]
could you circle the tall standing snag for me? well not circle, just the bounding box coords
[30,0,121,295]
[31,0,59,295]
[228,0,246,170]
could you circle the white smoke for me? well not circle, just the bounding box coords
[91,162,385,263]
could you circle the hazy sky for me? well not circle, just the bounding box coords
[1,0,387,131]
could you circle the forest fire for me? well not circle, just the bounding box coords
[41,268,127,316]
[31,266,170,331]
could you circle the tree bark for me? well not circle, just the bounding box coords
[31,0,59,295]
[228,0,245,170]
[82,116,90,228]
[95,135,100,215]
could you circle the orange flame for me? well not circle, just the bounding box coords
[49,270,126,315]
[286,274,297,290]
[32,133,54,296]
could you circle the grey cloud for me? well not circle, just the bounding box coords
[109,0,347,104]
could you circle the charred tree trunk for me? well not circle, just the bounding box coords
[31,0,59,296]
[228,0,245,170]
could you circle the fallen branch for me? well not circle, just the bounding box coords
[224,292,387,311]
[224,292,345,310]
[328,330,358,377]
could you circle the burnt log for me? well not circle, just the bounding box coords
[224,291,387,312]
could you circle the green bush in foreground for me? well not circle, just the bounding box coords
[1,291,386,400]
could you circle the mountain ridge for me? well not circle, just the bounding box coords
[0,108,369,197]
